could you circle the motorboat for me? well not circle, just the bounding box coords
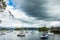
[40,33,48,40]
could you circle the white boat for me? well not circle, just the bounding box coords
[17,31,25,37]
[31,31,34,34]
[0,32,6,35]
[40,33,48,39]
[48,32,54,35]
[7,30,13,33]
[47,30,54,35]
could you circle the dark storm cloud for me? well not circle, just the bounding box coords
[13,0,50,20]
[13,0,60,21]
[20,0,49,20]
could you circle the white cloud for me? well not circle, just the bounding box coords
[12,0,60,27]
[0,5,37,27]
[13,0,60,20]
[46,0,60,19]
[1,0,60,28]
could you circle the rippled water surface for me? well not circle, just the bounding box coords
[0,30,60,40]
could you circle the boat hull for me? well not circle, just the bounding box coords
[17,34,25,37]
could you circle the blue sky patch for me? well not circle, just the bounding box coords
[8,0,16,8]
[8,0,13,6]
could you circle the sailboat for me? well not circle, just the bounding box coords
[47,29,54,35]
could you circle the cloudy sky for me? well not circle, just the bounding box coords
[0,0,60,28]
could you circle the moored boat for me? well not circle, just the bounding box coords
[47,30,54,35]
[40,33,48,40]
[17,31,25,37]
[17,34,25,37]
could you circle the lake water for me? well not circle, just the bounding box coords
[0,30,60,40]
